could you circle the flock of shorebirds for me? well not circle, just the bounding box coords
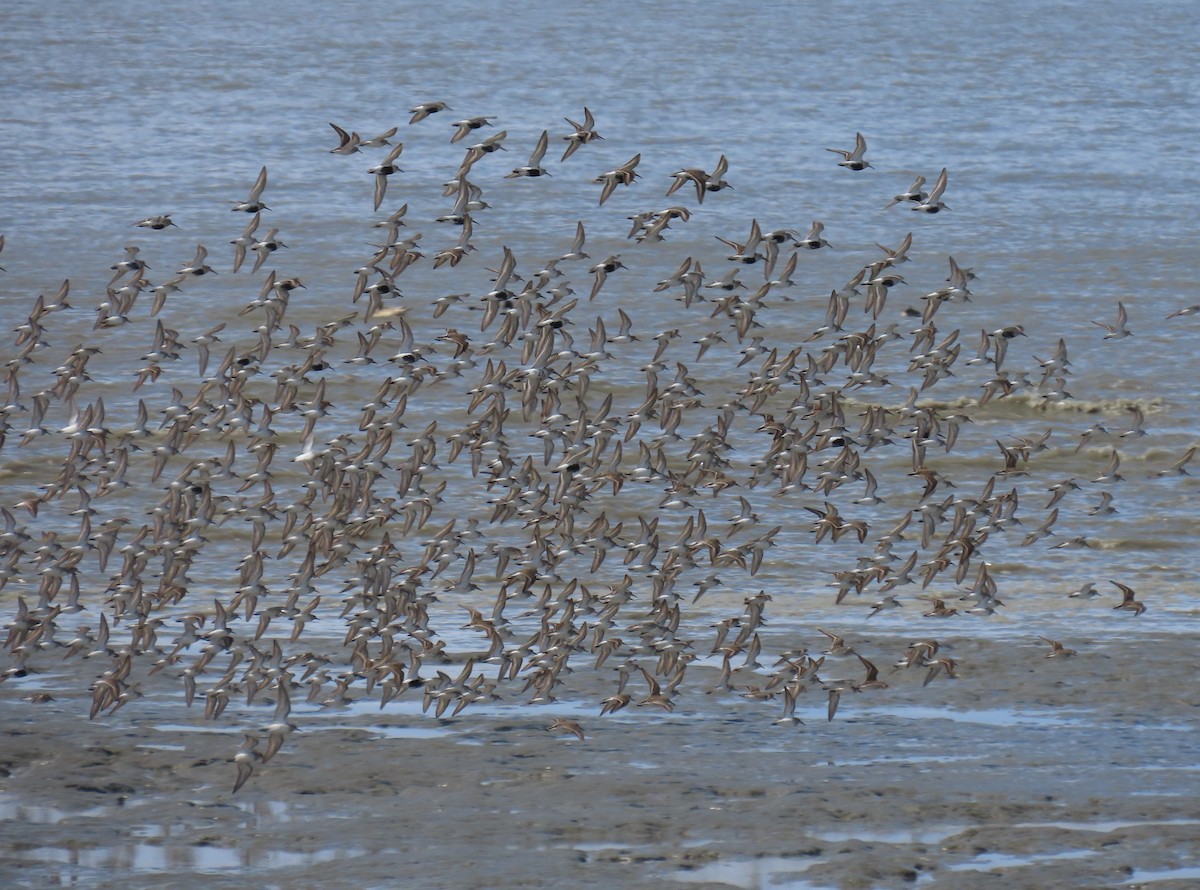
[0,104,1188,792]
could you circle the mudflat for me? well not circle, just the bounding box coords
[2,631,1198,890]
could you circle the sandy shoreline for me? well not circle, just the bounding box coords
[3,631,1199,889]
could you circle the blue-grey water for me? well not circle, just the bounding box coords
[1,0,1197,713]
[2,1,1200,886]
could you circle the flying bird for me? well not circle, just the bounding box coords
[506,130,551,178]
[912,168,949,212]
[409,101,451,124]
[231,166,269,212]
[827,132,872,170]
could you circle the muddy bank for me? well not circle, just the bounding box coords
[2,632,1199,889]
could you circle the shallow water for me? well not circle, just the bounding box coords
[15,841,366,873]
[671,855,829,890]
